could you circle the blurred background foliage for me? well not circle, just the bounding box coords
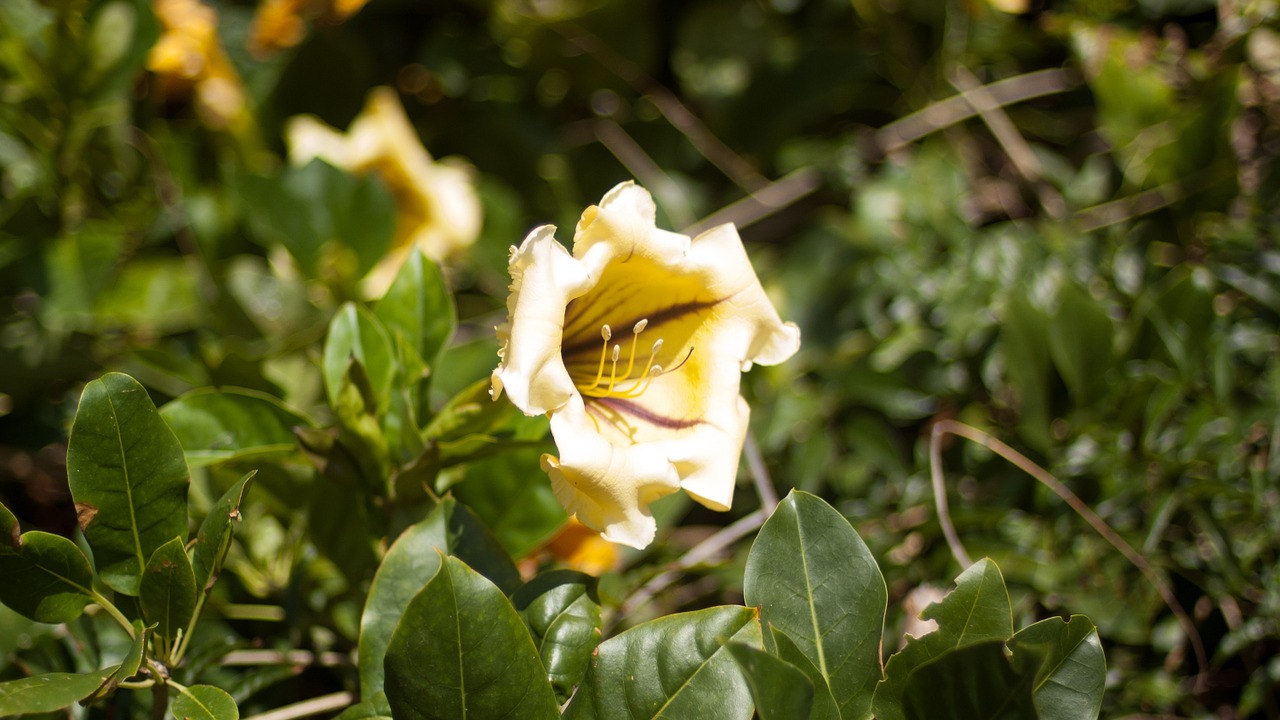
[1,0,1279,717]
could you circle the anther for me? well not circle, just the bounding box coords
[602,325,612,342]
[611,345,620,362]
[633,319,648,334]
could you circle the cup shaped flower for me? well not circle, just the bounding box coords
[285,87,481,295]
[491,182,800,548]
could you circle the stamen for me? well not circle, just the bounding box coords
[584,324,613,390]
[605,344,621,394]
[619,317,648,381]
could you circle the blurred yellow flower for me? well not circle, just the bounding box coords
[147,0,247,130]
[523,518,620,577]
[285,87,482,296]
[247,0,371,59]
[491,182,800,549]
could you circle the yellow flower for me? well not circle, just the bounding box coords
[147,0,247,130]
[247,0,371,59]
[491,182,800,549]
[285,87,482,296]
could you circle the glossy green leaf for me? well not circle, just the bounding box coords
[358,496,521,697]
[375,248,454,371]
[383,556,559,720]
[66,372,190,595]
[0,668,119,715]
[769,626,840,720]
[0,503,95,623]
[1009,616,1106,720]
[725,640,815,720]
[160,388,310,467]
[191,471,255,594]
[323,303,396,416]
[563,606,762,720]
[873,558,1014,720]
[172,684,239,720]
[744,490,886,720]
[141,537,196,647]
[511,570,603,702]
[901,641,1038,720]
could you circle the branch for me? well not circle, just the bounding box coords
[239,692,354,720]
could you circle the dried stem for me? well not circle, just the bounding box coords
[550,21,769,193]
[928,419,1209,690]
[238,692,354,720]
[594,119,696,229]
[875,68,1078,154]
[682,168,822,237]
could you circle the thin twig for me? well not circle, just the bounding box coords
[550,21,769,193]
[949,67,1066,219]
[875,68,1079,154]
[929,423,973,570]
[594,119,696,229]
[614,510,767,624]
[743,431,780,511]
[929,419,1210,690]
[219,649,351,667]
[239,692,354,720]
[682,168,822,237]
[1074,179,1190,232]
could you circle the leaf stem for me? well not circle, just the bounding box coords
[90,590,137,640]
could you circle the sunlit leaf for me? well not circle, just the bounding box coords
[873,559,1014,720]
[358,496,520,697]
[744,490,886,720]
[384,556,559,720]
[563,606,761,719]
[172,684,239,720]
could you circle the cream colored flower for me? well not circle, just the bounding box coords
[491,182,800,549]
[285,87,482,295]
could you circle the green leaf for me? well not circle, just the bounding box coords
[725,640,815,720]
[66,372,190,595]
[743,490,886,720]
[323,303,396,416]
[84,621,148,704]
[383,556,559,720]
[191,471,255,594]
[873,559,1014,720]
[0,503,96,623]
[0,668,119,716]
[172,684,239,720]
[242,159,394,280]
[160,388,311,468]
[1008,616,1106,720]
[141,537,196,647]
[1047,281,1114,405]
[563,606,762,720]
[511,570,603,703]
[94,258,203,334]
[768,626,840,720]
[901,641,1038,720]
[375,248,454,371]
[358,496,520,697]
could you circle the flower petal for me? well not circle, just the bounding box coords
[543,395,682,549]
[491,226,594,416]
